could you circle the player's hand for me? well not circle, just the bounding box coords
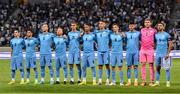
[63,35,67,39]
[165,54,169,60]
[80,32,84,37]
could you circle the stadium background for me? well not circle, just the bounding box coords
[0,0,180,93]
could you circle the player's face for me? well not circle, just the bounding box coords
[41,24,49,32]
[144,20,152,28]
[112,25,119,32]
[129,24,136,31]
[26,31,32,37]
[98,21,106,30]
[157,24,164,31]
[13,30,19,37]
[56,28,63,36]
[71,23,77,31]
[84,24,91,33]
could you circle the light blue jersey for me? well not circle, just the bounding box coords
[82,33,95,53]
[53,36,67,57]
[68,31,81,53]
[94,29,111,52]
[24,37,38,69]
[24,37,38,55]
[155,32,171,57]
[10,38,24,56]
[38,32,54,55]
[110,32,123,54]
[125,30,140,66]
[125,31,140,53]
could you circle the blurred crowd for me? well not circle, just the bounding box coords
[0,0,180,50]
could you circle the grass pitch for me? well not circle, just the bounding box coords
[0,59,180,93]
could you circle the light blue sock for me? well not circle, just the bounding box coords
[48,66,54,78]
[106,69,110,79]
[156,69,160,81]
[20,69,24,79]
[77,65,82,80]
[82,66,86,78]
[98,68,102,79]
[34,68,38,79]
[70,65,74,79]
[41,66,45,78]
[91,67,96,78]
[56,67,60,78]
[166,70,170,81]
[134,67,138,79]
[26,69,30,79]
[112,70,115,82]
[63,67,68,79]
[127,67,131,79]
[119,70,123,83]
[11,70,16,79]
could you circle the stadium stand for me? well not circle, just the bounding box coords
[0,0,180,50]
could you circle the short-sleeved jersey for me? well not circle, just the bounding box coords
[38,32,54,55]
[110,32,123,53]
[140,27,156,50]
[10,38,24,56]
[94,29,111,52]
[82,33,95,53]
[53,36,67,56]
[24,37,38,55]
[125,31,140,53]
[155,31,171,57]
[68,31,81,53]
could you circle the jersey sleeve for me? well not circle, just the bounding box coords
[10,40,13,49]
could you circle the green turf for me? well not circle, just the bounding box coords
[0,59,180,93]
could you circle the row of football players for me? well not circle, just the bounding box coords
[8,18,173,87]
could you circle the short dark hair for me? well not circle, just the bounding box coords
[112,23,119,27]
[144,18,152,22]
[84,22,92,26]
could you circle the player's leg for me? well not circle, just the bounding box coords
[140,51,147,86]
[98,52,103,85]
[166,69,170,87]
[75,51,82,83]
[25,56,30,84]
[152,57,161,87]
[104,51,110,85]
[31,54,38,84]
[39,55,45,84]
[126,53,132,86]
[110,53,116,85]
[46,54,54,84]
[166,57,171,87]
[8,57,16,84]
[133,52,139,86]
[117,54,124,86]
[147,52,155,86]
[68,52,74,84]
[89,52,96,85]
[55,57,60,84]
[61,56,68,84]
[17,55,25,84]
[79,53,87,85]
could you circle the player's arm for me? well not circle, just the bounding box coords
[166,34,173,60]
[10,41,13,57]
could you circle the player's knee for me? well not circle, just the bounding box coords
[112,67,115,71]
[98,65,103,69]
[118,67,122,71]
[105,64,110,69]
[127,66,131,69]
